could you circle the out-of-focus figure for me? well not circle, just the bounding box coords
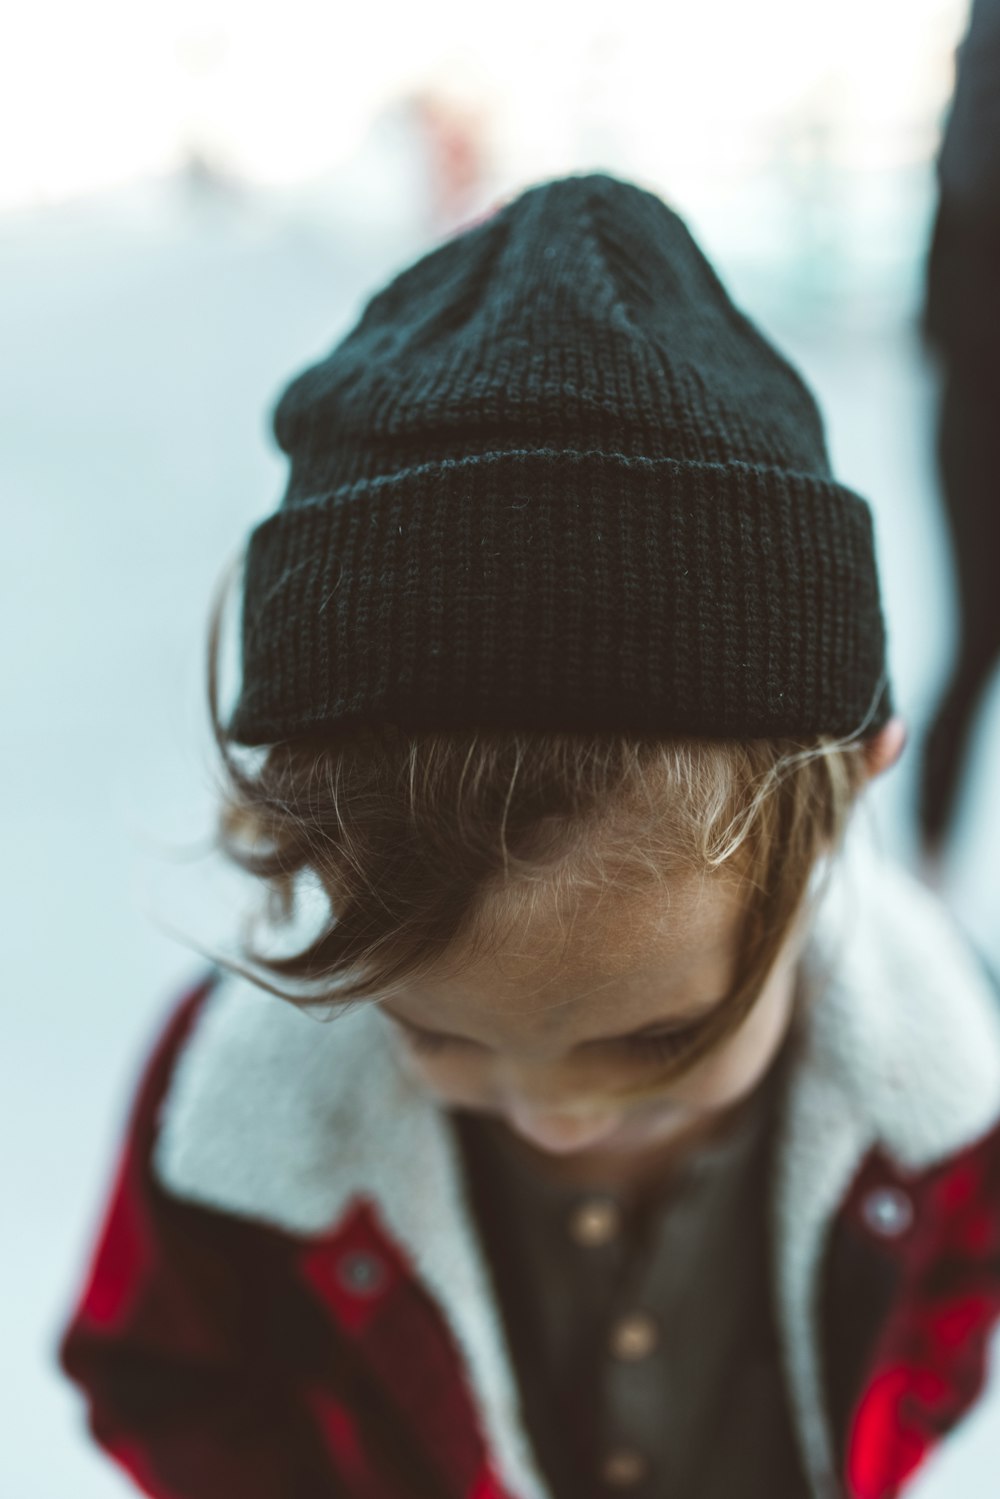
[918,0,1000,859]
[406,88,493,236]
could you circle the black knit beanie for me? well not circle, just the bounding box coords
[227,170,892,746]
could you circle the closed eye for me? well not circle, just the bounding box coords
[393,1019,700,1064]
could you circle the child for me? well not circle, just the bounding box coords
[58,172,1000,1499]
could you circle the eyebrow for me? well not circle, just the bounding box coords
[379,995,729,1049]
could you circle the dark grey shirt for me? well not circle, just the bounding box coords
[451,1032,810,1498]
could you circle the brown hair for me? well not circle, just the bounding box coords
[203,554,872,1107]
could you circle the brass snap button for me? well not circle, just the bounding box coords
[601,1447,649,1486]
[609,1311,659,1360]
[568,1196,622,1246]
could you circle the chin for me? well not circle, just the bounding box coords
[520,1133,611,1157]
[611,1113,680,1149]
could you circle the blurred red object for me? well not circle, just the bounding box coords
[408,90,493,233]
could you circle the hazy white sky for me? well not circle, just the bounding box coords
[3,0,966,209]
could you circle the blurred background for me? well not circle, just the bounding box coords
[3,0,1000,1493]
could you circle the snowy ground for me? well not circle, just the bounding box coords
[2,159,998,1497]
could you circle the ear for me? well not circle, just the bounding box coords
[861,715,908,781]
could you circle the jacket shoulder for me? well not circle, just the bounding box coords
[824,1114,1000,1499]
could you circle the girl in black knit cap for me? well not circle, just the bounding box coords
[60,173,1000,1499]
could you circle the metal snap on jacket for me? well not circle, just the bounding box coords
[601,1447,649,1487]
[861,1186,915,1238]
[610,1311,660,1360]
[335,1249,387,1296]
[568,1196,622,1246]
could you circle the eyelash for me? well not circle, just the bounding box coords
[398,1023,695,1064]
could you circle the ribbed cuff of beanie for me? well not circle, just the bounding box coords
[228,447,892,746]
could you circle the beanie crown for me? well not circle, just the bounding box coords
[272,176,831,491]
[228,171,891,747]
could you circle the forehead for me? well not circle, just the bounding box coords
[391,867,748,1033]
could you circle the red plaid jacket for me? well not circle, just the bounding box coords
[58,845,1000,1499]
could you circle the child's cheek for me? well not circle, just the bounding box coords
[671,972,797,1113]
[392,1045,490,1109]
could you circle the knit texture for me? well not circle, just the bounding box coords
[228,170,892,746]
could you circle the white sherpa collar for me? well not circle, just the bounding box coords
[152,828,1000,1499]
